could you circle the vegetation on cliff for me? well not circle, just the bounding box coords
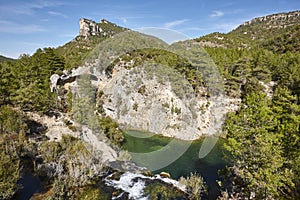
[55,19,126,69]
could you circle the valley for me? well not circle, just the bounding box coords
[0,10,299,200]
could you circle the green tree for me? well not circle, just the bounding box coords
[10,49,65,111]
[99,116,124,146]
[0,151,20,199]
[0,62,14,105]
[272,86,300,198]
[223,93,293,199]
[0,106,28,199]
[72,74,100,130]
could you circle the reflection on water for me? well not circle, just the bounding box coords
[124,130,229,199]
[17,171,43,200]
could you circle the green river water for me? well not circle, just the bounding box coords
[123,130,230,199]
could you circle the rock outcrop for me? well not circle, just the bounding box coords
[95,62,240,140]
[25,110,118,162]
[50,67,98,93]
[51,27,242,141]
[79,18,124,38]
[240,10,300,29]
[79,18,101,37]
[50,61,240,141]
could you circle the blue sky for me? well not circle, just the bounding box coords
[0,0,299,58]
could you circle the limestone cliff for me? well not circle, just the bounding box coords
[195,10,300,48]
[79,18,125,38]
[51,31,241,140]
[240,10,300,28]
[96,62,240,140]
[79,18,100,37]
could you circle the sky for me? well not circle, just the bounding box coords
[0,0,299,58]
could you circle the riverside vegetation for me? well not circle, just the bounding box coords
[0,11,299,199]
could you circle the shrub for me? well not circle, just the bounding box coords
[179,173,207,199]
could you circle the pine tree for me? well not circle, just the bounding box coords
[224,93,294,198]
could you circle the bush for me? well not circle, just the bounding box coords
[179,173,207,199]
[99,116,125,146]
[133,102,138,111]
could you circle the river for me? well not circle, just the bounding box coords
[123,130,229,199]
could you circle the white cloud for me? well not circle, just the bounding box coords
[0,1,68,16]
[59,33,77,38]
[230,9,244,14]
[210,11,224,17]
[120,17,128,24]
[48,11,68,18]
[20,41,45,47]
[182,27,207,31]
[136,27,190,44]
[40,19,50,22]
[164,19,189,29]
[114,16,152,25]
[214,22,240,32]
[0,20,46,34]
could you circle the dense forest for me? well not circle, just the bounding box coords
[198,12,300,199]
[207,46,300,199]
[0,11,300,199]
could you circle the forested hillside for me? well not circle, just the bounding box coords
[196,10,300,51]
[0,48,65,111]
[0,55,14,63]
[196,11,300,199]
[55,19,126,68]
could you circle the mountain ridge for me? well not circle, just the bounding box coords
[55,18,126,68]
[195,10,300,51]
[0,55,15,63]
[55,10,300,68]
[238,10,300,29]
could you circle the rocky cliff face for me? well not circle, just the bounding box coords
[240,10,300,28]
[51,31,241,140]
[25,110,118,162]
[79,18,100,37]
[79,18,124,38]
[51,62,240,141]
[52,20,243,141]
[95,62,240,140]
[195,10,300,48]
